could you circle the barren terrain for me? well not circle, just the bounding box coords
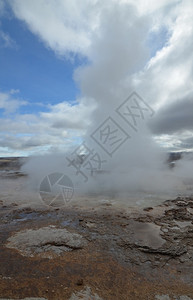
[0,158,193,300]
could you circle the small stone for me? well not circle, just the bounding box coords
[143,207,153,212]
[76,278,83,286]
[85,222,95,228]
[161,228,168,233]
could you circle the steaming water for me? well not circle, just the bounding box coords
[0,171,192,210]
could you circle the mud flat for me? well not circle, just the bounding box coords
[1,159,193,299]
[1,195,193,299]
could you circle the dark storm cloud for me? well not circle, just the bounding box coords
[149,93,193,135]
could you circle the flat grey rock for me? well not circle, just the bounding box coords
[6,226,87,257]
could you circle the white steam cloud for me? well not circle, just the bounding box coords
[7,0,193,203]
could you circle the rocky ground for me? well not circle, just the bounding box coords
[0,158,193,299]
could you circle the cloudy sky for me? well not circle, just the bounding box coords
[0,0,193,157]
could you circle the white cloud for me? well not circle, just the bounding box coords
[9,0,179,57]
[0,0,5,16]
[0,30,17,48]
[0,90,27,113]
[9,0,101,57]
[43,98,96,130]
[128,0,193,153]
[0,1,17,48]
[0,96,96,154]
[120,0,180,16]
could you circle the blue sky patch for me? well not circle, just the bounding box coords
[0,13,87,115]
